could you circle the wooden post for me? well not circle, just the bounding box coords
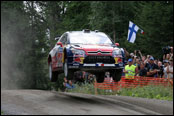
[94,78,98,95]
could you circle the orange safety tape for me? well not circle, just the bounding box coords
[94,76,173,90]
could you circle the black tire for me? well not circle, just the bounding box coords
[95,72,105,83]
[49,63,58,82]
[110,69,122,82]
[64,59,74,80]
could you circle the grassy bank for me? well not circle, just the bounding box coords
[65,83,173,101]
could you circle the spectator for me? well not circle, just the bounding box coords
[141,56,146,63]
[163,46,173,61]
[144,55,151,65]
[134,58,141,70]
[154,59,158,65]
[104,72,113,92]
[166,58,173,79]
[123,58,138,79]
[63,78,75,89]
[87,74,94,84]
[133,50,144,63]
[122,48,130,60]
[157,61,164,78]
[104,72,113,82]
[129,52,135,59]
[163,60,169,78]
[138,61,147,77]
[146,56,159,77]
[138,50,143,60]
[74,71,85,86]
[132,50,138,64]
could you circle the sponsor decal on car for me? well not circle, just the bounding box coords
[114,57,122,64]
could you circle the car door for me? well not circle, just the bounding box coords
[51,42,60,70]
[57,33,67,68]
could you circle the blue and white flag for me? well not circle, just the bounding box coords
[127,21,139,43]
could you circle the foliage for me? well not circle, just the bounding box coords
[62,1,91,31]
[135,1,173,59]
[53,73,65,91]
[67,83,96,95]
[117,85,173,101]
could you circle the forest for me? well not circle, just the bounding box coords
[1,1,173,89]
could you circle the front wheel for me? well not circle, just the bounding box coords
[64,59,74,80]
[110,69,123,82]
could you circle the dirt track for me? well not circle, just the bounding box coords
[1,90,173,115]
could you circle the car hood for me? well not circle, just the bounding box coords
[71,44,119,52]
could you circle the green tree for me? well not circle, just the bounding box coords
[62,1,91,31]
[135,1,173,59]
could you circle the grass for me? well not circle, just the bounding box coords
[64,83,173,101]
[117,85,173,101]
[1,111,4,115]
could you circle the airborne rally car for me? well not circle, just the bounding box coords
[48,29,125,83]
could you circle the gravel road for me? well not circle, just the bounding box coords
[1,90,173,115]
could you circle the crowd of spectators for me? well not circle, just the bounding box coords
[123,46,173,79]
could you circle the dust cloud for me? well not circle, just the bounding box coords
[1,28,25,89]
[1,8,29,90]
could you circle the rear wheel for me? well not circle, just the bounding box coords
[95,72,105,83]
[49,63,58,82]
[110,69,122,82]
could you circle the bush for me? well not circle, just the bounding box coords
[115,85,173,101]
[51,73,65,91]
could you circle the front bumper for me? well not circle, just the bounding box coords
[67,54,124,71]
[68,63,124,71]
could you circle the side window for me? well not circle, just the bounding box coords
[59,34,67,45]
[66,35,70,45]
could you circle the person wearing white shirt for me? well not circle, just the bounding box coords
[167,59,173,79]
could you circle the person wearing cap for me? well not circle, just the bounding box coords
[123,58,138,80]
[145,56,159,77]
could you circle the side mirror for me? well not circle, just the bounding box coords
[115,43,119,46]
[57,42,63,47]
[55,37,60,41]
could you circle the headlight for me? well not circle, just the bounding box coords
[72,49,85,56]
[112,49,122,56]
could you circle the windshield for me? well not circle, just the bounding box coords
[69,32,113,45]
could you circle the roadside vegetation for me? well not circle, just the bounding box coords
[65,83,173,101]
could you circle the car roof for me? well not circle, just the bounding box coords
[66,30,107,36]
[62,30,114,44]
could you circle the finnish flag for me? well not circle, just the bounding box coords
[127,21,139,43]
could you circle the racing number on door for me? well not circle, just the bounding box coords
[57,47,63,67]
